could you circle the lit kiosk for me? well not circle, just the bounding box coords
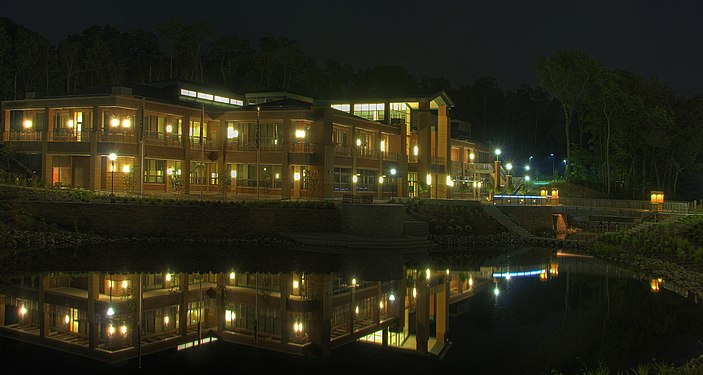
[651,191,664,221]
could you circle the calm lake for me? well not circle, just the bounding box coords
[0,244,701,374]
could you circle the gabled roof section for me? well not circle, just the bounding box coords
[317,90,454,110]
[239,98,313,111]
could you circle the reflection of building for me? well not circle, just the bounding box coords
[2,83,491,200]
[0,268,470,362]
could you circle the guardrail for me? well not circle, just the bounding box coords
[4,131,44,141]
[560,197,689,213]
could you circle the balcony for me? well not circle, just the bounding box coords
[356,147,378,159]
[229,142,282,152]
[289,142,314,153]
[144,131,182,147]
[408,154,418,163]
[4,131,44,141]
[49,130,91,142]
[382,152,401,162]
[431,156,446,165]
[99,132,136,144]
[190,138,219,151]
[334,144,351,156]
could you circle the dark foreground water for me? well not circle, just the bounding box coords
[1,244,702,374]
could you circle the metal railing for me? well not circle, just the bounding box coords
[289,143,314,153]
[334,144,351,156]
[382,152,401,162]
[190,138,219,151]
[356,147,378,159]
[99,132,136,143]
[4,131,44,141]
[560,197,689,213]
[49,130,91,142]
[143,131,182,147]
[232,142,282,152]
[431,156,446,165]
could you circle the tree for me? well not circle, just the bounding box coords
[532,50,598,181]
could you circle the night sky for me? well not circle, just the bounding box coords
[4,0,702,95]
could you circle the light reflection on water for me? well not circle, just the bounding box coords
[0,245,700,373]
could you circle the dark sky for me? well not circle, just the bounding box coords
[4,0,702,95]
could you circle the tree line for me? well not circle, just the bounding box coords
[0,17,701,200]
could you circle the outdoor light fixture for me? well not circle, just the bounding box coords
[164,316,170,325]
[426,174,432,186]
[506,163,513,171]
[275,173,280,179]
[294,172,301,181]
[19,305,27,317]
[446,175,454,187]
[293,280,299,289]
[352,175,358,183]
[525,165,530,171]
[356,138,361,146]
[107,324,115,336]
[525,176,531,181]
[23,119,32,129]
[380,140,385,152]
[67,119,74,128]
[413,145,419,156]
[351,278,357,286]
[494,287,500,296]
[109,153,117,196]
[379,301,384,309]
[379,175,384,184]
[65,314,70,324]
[446,269,450,276]
[469,276,474,287]
[412,287,417,298]
[122,118,131,128]
[121,280,129,289]
[230,272,236,280]
[167,168,173,176]
[107,307,115,317]
[355,306,359,315]
[426,268,431,281]
[122,165,130,173]
[120,325,128,335]
[389,293,396,301]
[110,117,120,127]
[390,168,396,175]
[494,148,501,158]
[469,152,475,161]
[295,129,306,139]
[166,124,173,133]
[231,170,237,179]
[165,273,172,282]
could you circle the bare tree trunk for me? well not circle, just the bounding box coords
[563,104,572,181]
[603,101,612,195]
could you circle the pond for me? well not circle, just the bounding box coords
[0,244,700,374]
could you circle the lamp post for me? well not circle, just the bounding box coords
[469,152,476,199]
[549,153,555,178]
[109,153,117,196]
[494,149,501,199]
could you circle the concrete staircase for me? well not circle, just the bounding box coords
[481,203,532,238]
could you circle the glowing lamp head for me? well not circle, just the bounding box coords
[167,168,173,176]
[294,172,301,181]
[426,174,432,186]
[19,305,27,317]
[231,170,237,179]
[352,175,358,183]
[122,165,130,173]
[166,124,173,133]
[67,119,74,128]
[164,316,170,325]
[468,276,474,287]
[426,268,431,281]
[295,129,306,139]
[106,307,115,317]
[379,175,384,184]
[120,325,127,335]
[229,272,236,280]
[107,325,115,336]
[122,118,131,128]
[293,280,299,289]
[525,176,531,181]
[356,138,361,146]
[165,273,172,282]
[413,145,419,156]
[121,280,128,289]
[108,153,117,162]
[351,278,357,286]
[389,293,395,302]
[469,152,475,161]
[494,149,501,156]
[65,314,70,324]
[390,168,396,176]
[110,117,120,127]
[494,287,500,296]
[23,120,32,129]
[506,163,513,171]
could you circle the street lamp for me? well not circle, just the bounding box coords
[549,153,555,178]
[494,148,501,161]
[109,153,117,196]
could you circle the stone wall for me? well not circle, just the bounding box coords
[337,204,406,236]
[11,201,340,238]
[496,206,556,235]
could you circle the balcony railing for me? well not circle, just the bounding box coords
[334,144,351,156]
[99,132,136,144]
[408,154,418,163]
[289,142,314,153]
[4,131,44,141]
[49,130,91,142]
[144,131,182,147]
[431,156,446,165]
[190,138,218,151]
[230,142,282,152]
[356,147,378,159]
[382,152,401,162]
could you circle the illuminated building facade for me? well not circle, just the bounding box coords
[1,83,492,199]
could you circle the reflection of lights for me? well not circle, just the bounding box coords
[493,270,546,278]
[550,264,559,276]
[539,272,548,281]
[107,325,115,336]
[494,287,500,296]
[120,325,128,335]
[651,278,663,293]
[556,251,593,258]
